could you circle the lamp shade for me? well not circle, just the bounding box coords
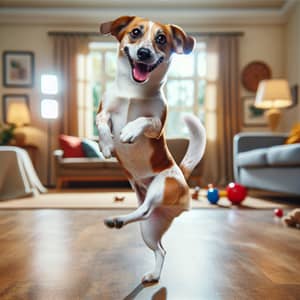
[7,102,31,127]
[255,79,292,109]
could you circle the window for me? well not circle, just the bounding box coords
[77,42,117,138]
[166,42,206,137]
[77,41,207,138]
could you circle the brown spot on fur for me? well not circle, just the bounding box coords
[151,23,173,57]
[119,17,150,48]
[97,101,103,114]
[162,177,189,206]
[109,16,136,41]
[149,106,172,172]
[167,24,195,54]
[114,151,133,179]
[150,135,174,173]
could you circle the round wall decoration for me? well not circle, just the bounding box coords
[241,61,272,92]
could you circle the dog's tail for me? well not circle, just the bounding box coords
[179,114,206,180]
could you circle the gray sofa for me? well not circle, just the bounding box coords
[54,138,203,188]
[233,133,300,195]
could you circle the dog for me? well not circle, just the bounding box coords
[96,16,206,283]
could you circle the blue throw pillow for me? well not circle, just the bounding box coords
[81,139,104,159]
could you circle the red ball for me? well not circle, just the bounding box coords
[226,182,247,204]
[274,208,283,218]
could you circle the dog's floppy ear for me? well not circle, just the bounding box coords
[169,24,195,55]
[100,16,136,41]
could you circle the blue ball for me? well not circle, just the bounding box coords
[207,188,219,204]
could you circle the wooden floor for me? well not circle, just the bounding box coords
[0,209,299,300]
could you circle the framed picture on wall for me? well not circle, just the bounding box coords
[2,51,34,88]
[289,84,298,108]
[243,96,267,127]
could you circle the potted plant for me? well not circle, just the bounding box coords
[0,124,15,145]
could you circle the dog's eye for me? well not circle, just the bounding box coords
[130,28,142,39]
[155,34,167,45]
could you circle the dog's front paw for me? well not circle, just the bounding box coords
[142,272,160,283]
[97,126,114,158]
[101,145,114,158]
[98,139,114,158]
[120,126,139,143]
[104,218,124,229]
[120,119,145,143]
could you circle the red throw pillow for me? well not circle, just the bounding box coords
[59,134,85,158]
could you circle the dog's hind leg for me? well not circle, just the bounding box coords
[139,207,173,283]
[104,177,162,229]
[104,194,155,229]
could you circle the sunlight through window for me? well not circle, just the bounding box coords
[77,42,207,138]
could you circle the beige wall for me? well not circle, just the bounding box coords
[0,24,98,184]
[235,24,285,132]
[0,21,291,184]
[282,2,300,131]
[0,25,52,184]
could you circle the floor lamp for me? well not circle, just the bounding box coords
[41,74,58,187]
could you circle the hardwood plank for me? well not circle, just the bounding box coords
[0,209,299,300]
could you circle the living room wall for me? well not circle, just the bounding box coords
[0,21,288,184]
[282,2,300,130]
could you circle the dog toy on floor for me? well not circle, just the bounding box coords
[226,182,247,205]
[192,186,200,200]
[96,16,206,283]
[204,182,247,205]
[282,208,300,229]
[274,208,284,218]
[114,196,125,202]
[207,184,219,204]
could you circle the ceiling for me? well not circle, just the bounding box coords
[0,0,288,9]
[0,0,296,26]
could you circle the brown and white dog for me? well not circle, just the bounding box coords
[96,16,206,283]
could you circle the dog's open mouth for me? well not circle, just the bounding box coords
[124,47,164,83]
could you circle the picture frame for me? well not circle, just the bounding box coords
[2,51,34,87]
[289,84,298,108]
[2,94,30,124]
[243,96,267,127]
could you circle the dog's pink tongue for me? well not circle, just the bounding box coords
[133,64,149,82]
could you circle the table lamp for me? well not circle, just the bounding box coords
[255,79,292,131]
[7,101,31,145]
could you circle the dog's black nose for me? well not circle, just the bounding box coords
[137,47,152,61]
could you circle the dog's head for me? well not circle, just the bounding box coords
[100,16,195,84]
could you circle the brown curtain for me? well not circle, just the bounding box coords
[202,35,241,186]
[53,34,89,135]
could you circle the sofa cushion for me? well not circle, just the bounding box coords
[266,144,300,166]
[81,138,104,159]
[59,135,85,158]
[61,157,120,169]
[236,148,268,167]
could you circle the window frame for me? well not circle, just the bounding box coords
[78,39,207,139]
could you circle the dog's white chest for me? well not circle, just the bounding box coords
[110,97,143,137]
[110,97,154,179]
